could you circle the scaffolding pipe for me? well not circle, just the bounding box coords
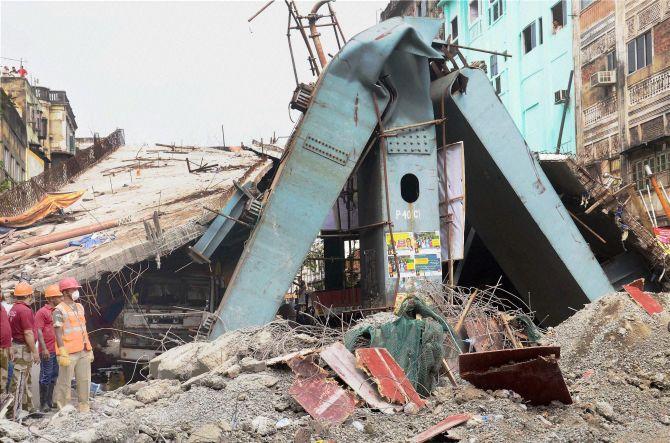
[2,219,120,254]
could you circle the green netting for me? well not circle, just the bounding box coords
[344,296,462,396]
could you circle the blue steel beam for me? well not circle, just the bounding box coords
[431,68,613,324]
[209,18,443,337]
[187,184,251,264]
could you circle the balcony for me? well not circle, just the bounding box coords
[583,95,617,128]
[628,68,670,107]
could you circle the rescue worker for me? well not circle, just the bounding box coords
[8,281,39,413]
[0,288,13,396]
[53,277,93,412]
[35,285,62,411]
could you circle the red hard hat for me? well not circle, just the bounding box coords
[59,277,81,292]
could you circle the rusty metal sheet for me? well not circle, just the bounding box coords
[288,354,328,379]
[320,342,396,414]
[463,316,504,352]
[355,347,425,409]
[288,377,356,425]
[408,413,471,443]
[459,346,572,406]
[623,278,664,316]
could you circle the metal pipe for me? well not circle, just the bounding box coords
[372,94,400,302]
[248,0,275,22]
[555,70,573,154]
[433,40,512,58]
[2,219,119,254]
[308,0,330,68]
[287,0,320,76]
[646,165,670,222]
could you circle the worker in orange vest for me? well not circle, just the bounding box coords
[35,284,62,411]
[8,281,40,415]
[53,277,93,412]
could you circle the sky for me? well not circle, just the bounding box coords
[1,0,387,147]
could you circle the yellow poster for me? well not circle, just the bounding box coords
[385,232,415,255]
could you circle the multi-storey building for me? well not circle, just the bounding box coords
[438,0,576,153]
[574,0,670,224]
[1,89,28,184]
[1,74,78,181]
[34,86,78,161]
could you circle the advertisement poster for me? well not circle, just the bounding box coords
[414,253,442,276]
[415,231,441,254]
[388,255,415,277]
[387,231,442,278]
[385,232,415,255]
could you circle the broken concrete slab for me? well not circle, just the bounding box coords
[459,346,572,406]
[135,379,182,404]
[355,347,426,409]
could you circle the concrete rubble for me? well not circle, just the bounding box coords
[3,291,668,443]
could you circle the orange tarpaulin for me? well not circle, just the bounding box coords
[1,191,85,228]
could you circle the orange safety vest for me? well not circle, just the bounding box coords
[55,302,91,354]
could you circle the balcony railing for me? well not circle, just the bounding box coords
[583,95,617,127]
[628,68,670,107]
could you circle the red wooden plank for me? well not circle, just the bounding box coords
[408,413,471,443]
[288,376,356,425]
[355,347,425,409]
[320,342,396,413]
[623,278,664,315]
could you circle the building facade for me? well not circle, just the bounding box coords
[439,0,576,154]
[574,0,670,223]
[1,89,28,184]
[1,74,78,183]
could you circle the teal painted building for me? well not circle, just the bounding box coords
[437,0,576,153]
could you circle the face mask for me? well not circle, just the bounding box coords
[71,290,80,301]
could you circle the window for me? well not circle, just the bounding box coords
[657,152,668,173]
[490,54,502,94]
[606,50,616,71]
[628,31,653,74]
[451,16,459,43]
[522,21,539,53]
[489,0,504,24]
[469,0,480,22]
[551,1,566,34]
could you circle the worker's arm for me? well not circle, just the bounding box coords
[23,330,39,364]
[54,326,65,349]
[37,329,49,360]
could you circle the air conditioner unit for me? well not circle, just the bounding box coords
[591,70,616,87]
[554,89,568,104]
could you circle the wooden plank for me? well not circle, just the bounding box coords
[355,347,425,409]
[320,342,395,414]
[265,348,318,366]
[454,290,478,333]
[499,313,522,349]
[408,413,471,443]
[288,376,356,425]
[623,278,664,315]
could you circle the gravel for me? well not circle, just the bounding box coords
[13,292,670,442]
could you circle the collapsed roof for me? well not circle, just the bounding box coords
[0,142,271,291]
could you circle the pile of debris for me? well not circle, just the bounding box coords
[2,290,669,442]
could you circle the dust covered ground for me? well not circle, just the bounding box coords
[2,293,669,442]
